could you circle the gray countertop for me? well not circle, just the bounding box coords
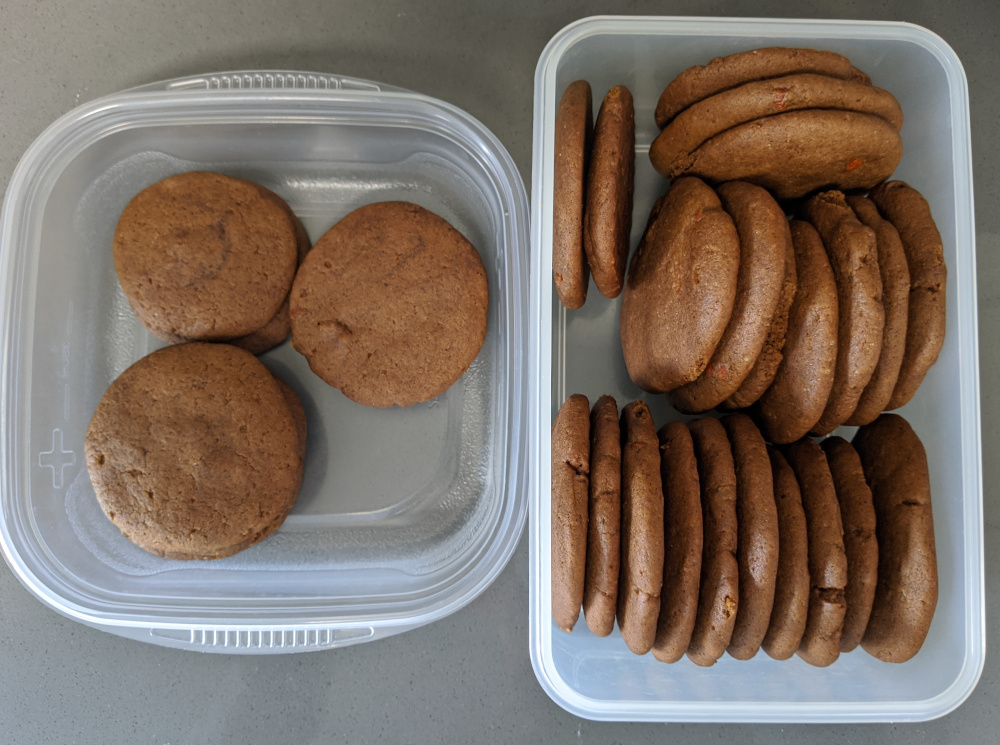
[1,1,996,742]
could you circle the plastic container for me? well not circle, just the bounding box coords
[528,17,983,722]
[0,71,529,653]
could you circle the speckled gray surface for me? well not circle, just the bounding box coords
[1,0,997,742]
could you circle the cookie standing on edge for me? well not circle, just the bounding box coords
[654,47,862,128]
[583,395,621,637]
[723,225,797,410]
[553,80,593,310]
[869,181,948,410]
[801,190,884,435]
[821,436,878,653]
[550,393,591,633]
[620,177,740,393]
[722,414,779,661]
[757,221,838,444]
[114,171,299,342]
[617,401,665,654]
[584,85,635,299]
[761,447,810,660]
[843,195,910,425]
[652,421,703,663]
[783,438,847,667]
[84,343,303,560]
[668,181,788,413]
[290,201,488,408]
[853,414,938,663]
[686,417,739,667]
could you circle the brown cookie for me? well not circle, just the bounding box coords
[686,417,738,667]
[273,376,307,465]
[722,414,779,661]
[651,421,703,663]
[654,47,861,128]
[761,447,810,660]
[869,181,948,409]
[668,182,788,413]
[620,177,740,393]
[783,438,847,667]
[553,80,593,310]
[650,74,902,178]
[617,401,665,654]
[853,414,938,663]
[583,395,621,637]
[675,109,903,200]
[550,393,590,633]
[584,85,635,299]
[757,221,838,444]
[83,343,302,560]
[290,201,488,408]
[844,195,910,425]
[801,190,884,435]
[114,172,299,341]
[821,436,878,653]
[722,223,797,410]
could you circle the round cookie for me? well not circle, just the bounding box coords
[686,417,739,667]
[821,436,878,653]
[290,201,489,408]
[617,401,665,654]
[654,47,862,128]
[83,343,302,560]
[620,177,740,393]
[722,414,779,661]
[553,80,593,310]
[757,221,838,444]
[869,181,948,410]
[651,421,703,664]
[761,447,810,661]
[583,395,621,637]
[783,438,848,667]
[668,182,788,413]
[114,171,298,341]
[584,85,635,299]
[801,190,884,435]
[853,414,938,663]
[722,224,797,410]
[550,393,590,633]
[674,109,903,200]
[650,74,902,179]
[844,195,910,425]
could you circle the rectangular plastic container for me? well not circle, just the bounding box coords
[0,71,529,653]
[528,17,983,722]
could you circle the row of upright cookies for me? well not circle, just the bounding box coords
[86,172,489,560]
[550,47,945,662]
[552,395,935,666]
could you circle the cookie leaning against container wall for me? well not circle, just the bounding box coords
[550,393,590,633]
[552,80,593,310]
[620,177,740,393]
[869,181,947,410]
[853,414,938,663]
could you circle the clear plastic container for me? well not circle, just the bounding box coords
[528,17,983,722]
[0,71,529,653]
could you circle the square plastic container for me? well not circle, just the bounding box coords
[0,71,529,653]
[528,17,983,722]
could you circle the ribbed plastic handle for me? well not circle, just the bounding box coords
[151,70,393,93]
[149,625,376,651]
